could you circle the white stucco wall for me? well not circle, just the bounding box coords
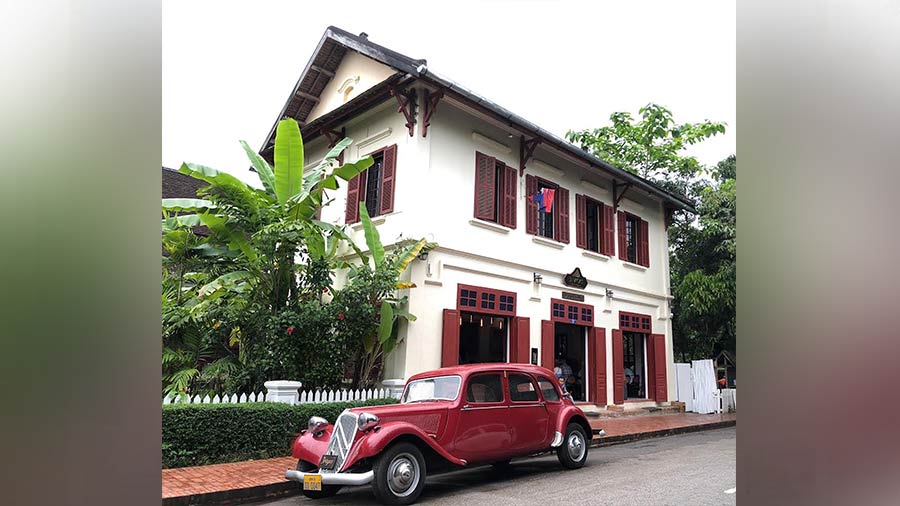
[306,51,396,122]
[302,81,676,403]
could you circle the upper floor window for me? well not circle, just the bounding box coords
[525,174,569,243]
[576,194,615,256]
[473,151,517,228]
[345,144,397,224]
[617,211,650,267]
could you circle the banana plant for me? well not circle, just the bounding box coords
[351,202,437,387]
[161,118,373,310]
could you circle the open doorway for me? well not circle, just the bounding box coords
[623,331,647,399]
[554,323,588,402]
[459,312,508,364]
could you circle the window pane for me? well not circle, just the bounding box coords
[537,377,560,401]
[402,376,461,403]
[365,153,383,216]
[508,374,538,402]
[586,200,599,252]
[466,374,503,403]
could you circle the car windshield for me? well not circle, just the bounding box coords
[401,376,461,403]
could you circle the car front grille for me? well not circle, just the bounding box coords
[321,410,358,473]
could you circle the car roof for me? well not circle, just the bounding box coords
[406,363,555,383]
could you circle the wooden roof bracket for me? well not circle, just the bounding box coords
[421,88,444,138]
[613,181,632,211]
[320,126,346,148]
[389,85,417,137]
[664,204,676,229]
[519,136,541,175]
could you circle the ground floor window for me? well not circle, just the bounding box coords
[554,322,587,402]
[623,331,647,399]
[459,312,507,364]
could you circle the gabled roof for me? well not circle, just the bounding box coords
[260,26,696,213]
[162,166,206,199]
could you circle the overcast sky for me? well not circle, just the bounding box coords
[163,0,735,186]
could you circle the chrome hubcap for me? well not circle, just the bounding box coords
[567,432,586,461]
[387,453,420,497]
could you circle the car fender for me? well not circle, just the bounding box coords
[343,420,467,470]
[291,426,333,465]
[554,405,592,437]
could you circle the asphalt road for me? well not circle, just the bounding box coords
[255,427,736,506]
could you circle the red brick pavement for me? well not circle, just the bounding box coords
[162,456,295,500]
[162,413,735,503]
[590,412,736,438]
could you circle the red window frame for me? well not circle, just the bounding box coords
[619,311,652,333]
[550,298,594,326]
[457,284,517,316]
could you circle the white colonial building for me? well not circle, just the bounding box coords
[258,27,696,408]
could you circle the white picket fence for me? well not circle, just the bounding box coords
[163,387,393,405]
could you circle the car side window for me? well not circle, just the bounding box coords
[537,377,560,401]
[466,374,503,403]
[508,373,539,402]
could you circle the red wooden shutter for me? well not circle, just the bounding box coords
[441,309,460,367]
[555,187,569,243]
[379,144,397,215]
[541,320,554,370]
[511,317,530,363]
[612,329,624,404]
[652,334,667,401]
[525,174,537,234]
[589,327,607,405]
[646,335,656,400]
[617,211,627,260]
[501,164,517,228]
[575,194,586,249]
[601,203,616,256]
[639,218,650,267]
[474,152,496,221]
[345,174,362,224]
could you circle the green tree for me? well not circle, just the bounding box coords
[670,156,735,359]
[566,103,725,197]
[567,104,733,360]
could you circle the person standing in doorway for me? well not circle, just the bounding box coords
[624,367,634,400]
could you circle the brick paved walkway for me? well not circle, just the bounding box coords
[162,412,735,504]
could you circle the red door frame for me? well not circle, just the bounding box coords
[612,310,668,403]
[443,284,520,367]
[542,299,606,405]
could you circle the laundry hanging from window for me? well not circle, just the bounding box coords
[530,188,556,213]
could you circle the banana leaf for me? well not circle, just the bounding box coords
[240,140,276,196]
[274,118,304,204]
[359,202,383,266]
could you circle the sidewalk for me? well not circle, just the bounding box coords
[162,412,735,505]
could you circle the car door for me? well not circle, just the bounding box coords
[507,372,550,453]
[536,375,563,442]
[450,372,510,463]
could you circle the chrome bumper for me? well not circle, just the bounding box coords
[284,469,374,486]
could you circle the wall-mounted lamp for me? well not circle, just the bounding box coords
[533,272,543,284]
[605,288,614,298]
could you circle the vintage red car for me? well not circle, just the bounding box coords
[284,363,606,504]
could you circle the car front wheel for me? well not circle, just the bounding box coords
[556,422,589,469]
[371,442,427,505]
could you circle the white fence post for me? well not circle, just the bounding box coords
[264,380,303,405]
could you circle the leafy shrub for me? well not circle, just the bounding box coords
[162,398,398,468]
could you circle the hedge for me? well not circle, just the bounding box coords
[162,398,398,468]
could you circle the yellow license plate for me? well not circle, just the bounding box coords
[303,474,322,491]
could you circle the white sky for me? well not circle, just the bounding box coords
[163,0,735,186]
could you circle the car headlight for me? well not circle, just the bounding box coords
[357,412,380,432]
[308,416,328,435]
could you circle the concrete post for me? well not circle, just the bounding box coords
[380,379,406,399]
[264,380,303,405]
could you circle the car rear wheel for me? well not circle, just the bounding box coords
[556,422,588,469]
[296,459,342,499]
[371,442,427,505]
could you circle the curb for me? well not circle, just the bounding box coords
[165,419,735,506]
[590,419,736,448]
[163,481,296,506]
